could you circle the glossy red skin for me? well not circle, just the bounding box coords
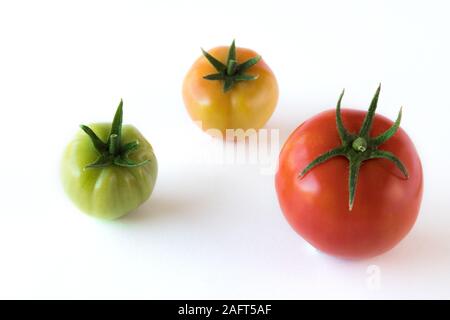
[275,109,423,259]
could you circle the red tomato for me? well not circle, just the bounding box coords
[275,88,423,259]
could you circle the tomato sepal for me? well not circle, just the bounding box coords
[201,39,262,92]
[299,85,409,211]
[81,100,151,170]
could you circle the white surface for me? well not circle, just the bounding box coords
[0,0,449,299]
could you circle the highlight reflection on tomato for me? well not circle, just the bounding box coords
[275,86,423,259]
[183,40,278,136]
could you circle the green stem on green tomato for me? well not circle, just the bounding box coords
[298,84,409,211]
[108,134,119,155]
[80,99,150,169]
[201,39,261,92]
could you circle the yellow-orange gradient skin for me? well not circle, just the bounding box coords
[182,46,279,136]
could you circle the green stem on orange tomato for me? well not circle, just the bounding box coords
[201,39,261,92]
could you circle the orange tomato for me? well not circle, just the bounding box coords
[182,42,278,136]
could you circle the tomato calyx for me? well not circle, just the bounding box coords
[299,85,409,211]
[80,100,150,169]
[202,40,261,92]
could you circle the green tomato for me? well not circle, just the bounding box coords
[61,100,157,220]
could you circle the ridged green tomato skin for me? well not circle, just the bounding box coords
[61,123,158,220]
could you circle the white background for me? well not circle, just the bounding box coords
[0,0,449,299]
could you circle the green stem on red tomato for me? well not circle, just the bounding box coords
[352,137,367,152]
[299,84,408,211]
